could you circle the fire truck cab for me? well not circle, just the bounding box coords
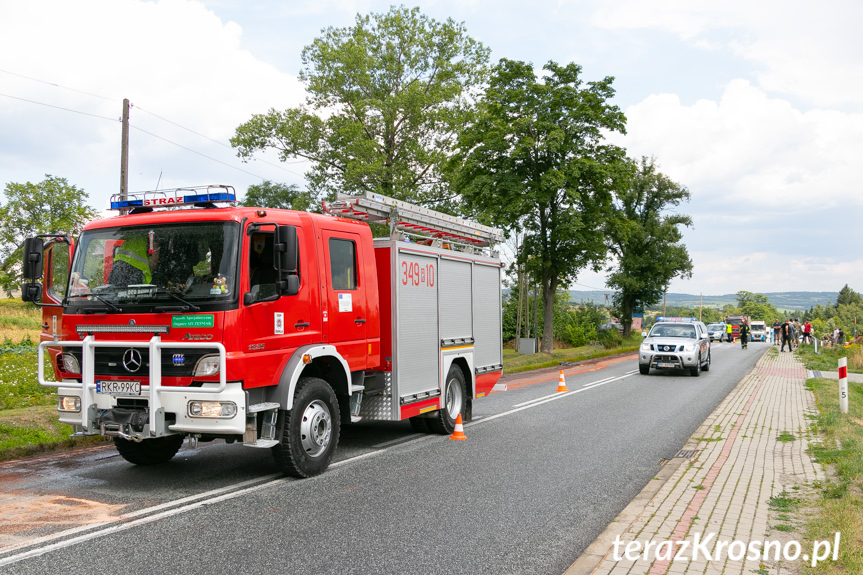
[20,186,504,477]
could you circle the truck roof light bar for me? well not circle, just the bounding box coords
[322,192,504,247]
[109,185,236,211]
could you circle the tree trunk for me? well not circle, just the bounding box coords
[540,275,558,354]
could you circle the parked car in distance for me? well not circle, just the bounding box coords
[599,321,623,333]
[750,320,767,342]
[706,323,726,342]
[639,317,712,377]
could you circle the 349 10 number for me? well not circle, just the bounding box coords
[401,261,435,287]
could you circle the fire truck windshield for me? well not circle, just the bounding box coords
[66,221,240,311]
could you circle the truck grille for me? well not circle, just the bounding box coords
[66,347,216,377]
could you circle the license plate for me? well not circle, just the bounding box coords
[657,362,676,368]
[96,381,141,396]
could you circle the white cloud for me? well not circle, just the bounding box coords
[0,0,306,208]
[589,0,863,109]
[616,79,863,212]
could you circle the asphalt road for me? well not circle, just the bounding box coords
[0,340,768,574]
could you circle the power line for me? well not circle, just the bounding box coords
[0,69,306,179]
[0,92,116,122]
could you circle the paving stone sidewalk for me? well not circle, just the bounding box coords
[573,348,825,575]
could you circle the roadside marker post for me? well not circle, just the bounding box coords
[839,357,849,414]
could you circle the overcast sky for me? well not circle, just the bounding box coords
[2,0,861,297]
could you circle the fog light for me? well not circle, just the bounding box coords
[188,401,237,418]
[58,396,81,412]
[193,355,220,377]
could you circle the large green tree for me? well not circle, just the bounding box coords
[735,290,780,322]
[604,157,693,335]
[231,6,489,207]
[0,175,98,294]
[241,181,319,212]
[451,59,628,352]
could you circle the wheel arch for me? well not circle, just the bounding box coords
[270,345,351,411]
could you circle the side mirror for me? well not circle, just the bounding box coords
[274,225,299,296]
[641,331,648,337]
[276,225,297,274]
[22,237,44,280]
[20,282,43,303]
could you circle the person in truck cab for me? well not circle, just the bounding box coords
[109,236,158,285]
[249,233,277,296]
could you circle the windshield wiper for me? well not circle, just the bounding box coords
[155,288,201,312]
[86,293,123,313]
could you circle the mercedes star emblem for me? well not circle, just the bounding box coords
[122,348,143,373]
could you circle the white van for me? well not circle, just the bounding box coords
[750,320,767,342]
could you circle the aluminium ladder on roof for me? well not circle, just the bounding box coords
[322,192,504,248]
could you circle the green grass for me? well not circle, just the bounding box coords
[502,337,641,374]
[796,342,863,373]
[0,299,41,344]
[799,377,863,574]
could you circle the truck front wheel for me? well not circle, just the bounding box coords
[272,377,340,478]
[113,434,184,465]
[427,366,466,435]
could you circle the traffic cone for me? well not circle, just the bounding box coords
[449,414,467,440]
[556,370,569,392]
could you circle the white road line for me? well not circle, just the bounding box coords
[502,371,637,416]
[0,369,638,567]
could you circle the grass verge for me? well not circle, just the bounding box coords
[502,337,641,374]
[801,376,863,573]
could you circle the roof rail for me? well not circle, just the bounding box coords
[322,192,504,248]
[110,185,236,211]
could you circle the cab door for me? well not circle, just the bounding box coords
[321,229,368,371]
[41,238,72,344]
[241,221,318,387]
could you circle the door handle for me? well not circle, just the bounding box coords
[295,321,310,328]
[354,318,367,324]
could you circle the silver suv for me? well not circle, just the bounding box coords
[639,318,711,377]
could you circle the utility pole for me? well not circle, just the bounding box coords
[120,98,130,213]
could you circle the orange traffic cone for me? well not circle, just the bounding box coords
[556,369,569,392]
[449,414,467,440]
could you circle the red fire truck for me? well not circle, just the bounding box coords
[724,315,751,341]
[20,187,504,477]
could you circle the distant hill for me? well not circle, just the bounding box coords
[567,290,838,311]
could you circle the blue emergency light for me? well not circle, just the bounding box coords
[109,185,237,211]
[655,317,699,323]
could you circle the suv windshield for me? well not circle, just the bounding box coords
[649,324,697,338]
[66,221,240,311]
[707,324,723,331]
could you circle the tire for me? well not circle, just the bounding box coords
[272,377,340,478]
[639,363,650,375]
[114,434,184,465]
[690,353,702,377]
[426,365,466,435]
[702,350,711,372]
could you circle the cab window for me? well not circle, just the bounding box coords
[329,238,357,291]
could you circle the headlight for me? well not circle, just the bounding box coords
[60,353,81,374]
[58,396,81,412]
[193,354,221,377]
[640,342,651,351]
[188,401,237,418]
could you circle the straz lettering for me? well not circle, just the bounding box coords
[144,196,185,206]
[400,261,435,287]
[183,333,214,341]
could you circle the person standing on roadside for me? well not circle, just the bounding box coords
[803,320,813,344]
[726,321,733,343]
[780,319,793,352]
[740,319,750,349]
[773,319,781,346]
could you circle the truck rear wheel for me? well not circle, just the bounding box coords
[427,366,466,435]
[113,434,184,465]
[272,377,340,478]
